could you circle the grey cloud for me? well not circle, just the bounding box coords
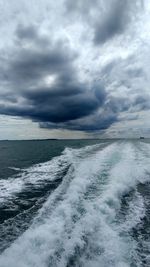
[99,54,150,112]
[65,0,141,45]
[9,26,77,85]
[0,24,109,131]
[16,24,38,41]
[65,0,99,17]
[121,113,139,121]
[133,95,150,111]
[0,0,149,139]
[94,0,132,44]
[106,97,131,113]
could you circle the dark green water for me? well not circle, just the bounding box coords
[0,139,104,179]
[0,139,150,267]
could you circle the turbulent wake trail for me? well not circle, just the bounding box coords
[0,141,150,267]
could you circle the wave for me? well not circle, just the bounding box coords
[0,142,108,206]
[0,141,150,267]
[0,155,68,204]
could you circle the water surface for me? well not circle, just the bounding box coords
[0,139,150,267]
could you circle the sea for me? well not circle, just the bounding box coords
[0,139,150,267]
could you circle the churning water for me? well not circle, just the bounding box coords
[0,140,150,267]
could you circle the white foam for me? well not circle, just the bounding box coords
[0,143,107,204]
[0,141,150,267]
[0,143,116,266]
[8,167,22,171]
[0,154,69,203]
[122,191,145,231]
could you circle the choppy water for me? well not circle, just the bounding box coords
[0,139,150,267]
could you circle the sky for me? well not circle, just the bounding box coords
[0,0,149,139]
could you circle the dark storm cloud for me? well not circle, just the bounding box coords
[0,24,109,130]
[39,88,120,132]
[0,16,147,133]
[39,112,117,132]
[14,84,106,123]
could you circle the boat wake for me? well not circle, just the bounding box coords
[0,141,150,267]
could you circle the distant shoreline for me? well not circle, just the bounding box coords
[0,138,149,142]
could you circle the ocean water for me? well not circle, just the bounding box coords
[0,139,150,267]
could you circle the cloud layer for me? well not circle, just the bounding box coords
[0,0,149,137]
[0,24,108,129]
